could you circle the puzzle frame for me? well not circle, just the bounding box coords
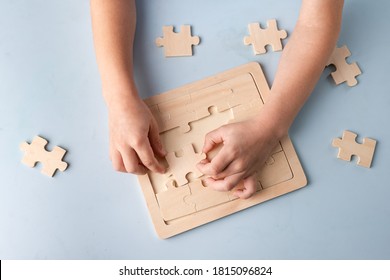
[138,62,307,239]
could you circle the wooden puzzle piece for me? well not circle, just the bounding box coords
[257,151,293,188]
[155,89,235,134]
[149,104,170,131]
[187,74,261,124]
[152,73,263,134]
[189,74,260,118]
[165,143,206,186]
[159,106,231,155]
[184,180,230,212]
[156,179,196,221]
[189,87,234,121]
[332,130,376,168]
[155,25,200,57]
[244,19,287,55]
[154,85,233,134]
[227,191,240,201]
[20,136,68,177]
[156,95,195,133]
[326,45,362,87]
[228,98,263,124]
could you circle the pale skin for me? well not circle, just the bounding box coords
[91,0,344,198]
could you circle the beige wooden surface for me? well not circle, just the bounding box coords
[326,45,362,87]
[244,19,287,55]
[139,62,307,239]
[155,25,200,57]
[332,130,376,168]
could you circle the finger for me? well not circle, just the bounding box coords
[196,146,235,177]
[111,149,126,172]
[233,175,258,199]
[203,172,244,192]
[149,118,166,157]
[202,127,225,154]
[135,140,166,173]
[121,147,148,175]
[211,159,246,180]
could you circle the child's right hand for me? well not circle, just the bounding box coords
[106,92,166,175]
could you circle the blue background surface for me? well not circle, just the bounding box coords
[1,0,389,259]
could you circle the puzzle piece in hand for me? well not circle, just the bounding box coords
[332,130,376,168]
[244,19,287,55]
[20,136,68,177]
[326,45,362,87]
[156,179,196,221]
[184,180,230,212]
[165,144,206,186]
[155,25,200,57]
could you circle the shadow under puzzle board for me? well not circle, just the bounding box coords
[138,62,307,239]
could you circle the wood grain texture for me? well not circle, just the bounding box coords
[139,62,307,239]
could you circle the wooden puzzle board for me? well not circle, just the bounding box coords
[138,62,307,239]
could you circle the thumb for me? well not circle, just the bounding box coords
[149,118,166,157]
[202,127,225,154]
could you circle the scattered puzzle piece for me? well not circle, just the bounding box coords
[326,45,362,87]
[332,130,376,168]
[156,179,195,221]
[20,136,68,177]
[155,25,200,57]
[244,19,287,55]
[165,144,206,186]
[184,180,230,212]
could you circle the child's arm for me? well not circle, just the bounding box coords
[197,0,344,198]
[90,0,166,174]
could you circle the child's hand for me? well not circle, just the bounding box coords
[196,115,284,199]
[107,95,166,175]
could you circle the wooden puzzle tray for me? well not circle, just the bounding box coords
[138,62,307,239]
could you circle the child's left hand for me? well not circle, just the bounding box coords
[196,114,284,199]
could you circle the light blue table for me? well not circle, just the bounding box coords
[1,0,389,259]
